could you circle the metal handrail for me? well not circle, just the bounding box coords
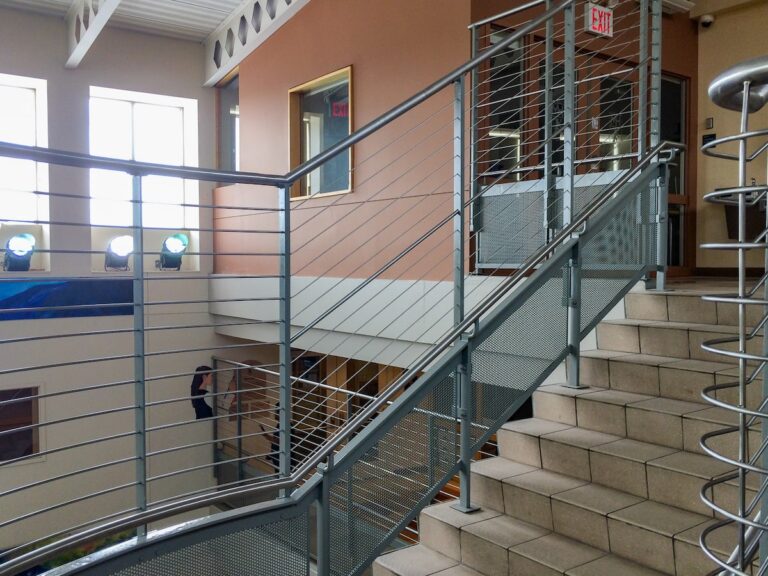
[0,139,682,576]
[469,0,546,29]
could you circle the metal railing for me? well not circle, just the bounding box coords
[0,1,672,574]
[699,55,768,576]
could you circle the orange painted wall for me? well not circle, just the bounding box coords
[215,0,471,279]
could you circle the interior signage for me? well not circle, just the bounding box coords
[585,2,613,38]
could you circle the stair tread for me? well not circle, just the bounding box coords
[551,482,644,516]
[470,457,537,481]
[575,388,653,405]
[541,426,622,449]
[629,396,710,415]
[608,500,709,537]
[647,450,736,479]
[589,437,678,462]
[509,532,605,574]
[602,317,739,334]
[609,353,684,366]
[567,554,667,576]
[501,468,588,496]
[462,512,549,548]
[500,417,572,437]
[374,544,457,576]
[421,501,500,530]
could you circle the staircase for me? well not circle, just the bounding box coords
[374,282,759,576]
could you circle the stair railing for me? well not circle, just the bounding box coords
[0,1,674,574]
[699,55,768,576]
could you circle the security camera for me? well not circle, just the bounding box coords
[700,14,714,28]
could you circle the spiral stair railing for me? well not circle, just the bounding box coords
[699,56,768,576]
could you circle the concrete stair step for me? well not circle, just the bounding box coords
[531,384,761,459]
[375,504,671,576]
[497,418,740,516]
[467,461,738,575]
[594,318,762,364]
[624,290,763,328]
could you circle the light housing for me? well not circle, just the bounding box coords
[105,235,134,271]
[3,233,36,272]
[157,233,189,271]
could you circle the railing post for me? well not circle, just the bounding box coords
[469,26,480,269]
[650,0,662,151]
[565,244,583,389]
[131,174,147,533]
[544,0,555,239]
[452,341,478,513]
[279,184,292,492]
[316,454,333,576]
[236,367,243,483]
[638,0,649,159]
[562,0,576,228]
[656,160,669,290]
[454,77,465,326]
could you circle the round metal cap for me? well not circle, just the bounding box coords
[708,55,768,113]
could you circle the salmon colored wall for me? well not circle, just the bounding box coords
[215,0,471,279]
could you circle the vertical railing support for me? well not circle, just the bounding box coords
[131,174,147,534]
[452,341,478,513]
[316,454,333,576]
[469,26,480,270]
[638,0,649,159]
[650,0,662,151]
[656,160,669,290]
[565,245,583,389]
[452,75,478,513]
[544,0,555,239]
[454,77,466,326]
[236,368,243,483]
[279,184,292,492]
[562,0,576,229]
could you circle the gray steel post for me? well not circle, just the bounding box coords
[316,455,333,576]
[452,342,479,513]
[650,0,662,150]
[279,185,292,488]
[565,245,583,388]
[562,0,576,227]
[131,175,147,531]
[236,368,243,483]
[656,161,669,290]
[470,26,480,257]
[544,0,555,238]
[638,0,649,159]
[763,136,768,565]
[454,77,465,326]
[212,357,219,480]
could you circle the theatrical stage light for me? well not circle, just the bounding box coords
[105,235,134,271]
[3,233,36,272]
[157,233,189,270]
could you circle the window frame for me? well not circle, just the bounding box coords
[288,66,353,199]
[0,73,49,273]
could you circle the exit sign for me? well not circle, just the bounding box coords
[585,2,613,37]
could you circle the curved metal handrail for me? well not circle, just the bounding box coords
[709,55,768,113]
[0,138,684,576]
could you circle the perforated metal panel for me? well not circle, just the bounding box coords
[109,513,310,576]
[477,193,546,265]
[327,377,456,576]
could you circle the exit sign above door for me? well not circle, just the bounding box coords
[585,2,614,37]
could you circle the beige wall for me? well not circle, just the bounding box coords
[0,7,256,548]
[696,2,768,269]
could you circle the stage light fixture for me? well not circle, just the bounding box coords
[105,235,134,271]
[3,233,36,272]
[157,233,189,270]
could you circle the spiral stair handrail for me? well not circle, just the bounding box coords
[699,55,768,576]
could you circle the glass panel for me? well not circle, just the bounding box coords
[133,103,184,165]
[598,78,633,172]
[90,169,133,226]
[668,204,684,267]
[142,175,185,228]
[539,62,565,176]
[0,85,39,218]
[218,76,240,171]
[90,97,133,160]
[299,75,349,195]
[661,77,685,196]
[486,32,524,178]
[0,387,38,462]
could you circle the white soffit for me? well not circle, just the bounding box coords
[203,0,311,87]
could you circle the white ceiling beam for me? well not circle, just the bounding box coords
[203,0,310,87]
[65,0,122,69]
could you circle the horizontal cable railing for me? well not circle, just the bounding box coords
[0,1,675,574]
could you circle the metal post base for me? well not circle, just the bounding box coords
[451,502,481,514]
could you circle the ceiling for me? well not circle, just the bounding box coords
[0,0,246,42]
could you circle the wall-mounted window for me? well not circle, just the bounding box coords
[289,67,351,197]
[598,78,633,172]
[0,387,39,462]
[89,86,198,229]
[218,76,239,172]
[0,73,48,272]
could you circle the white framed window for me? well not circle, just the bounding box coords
[0,73,48,225]
[89,87,198,230]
